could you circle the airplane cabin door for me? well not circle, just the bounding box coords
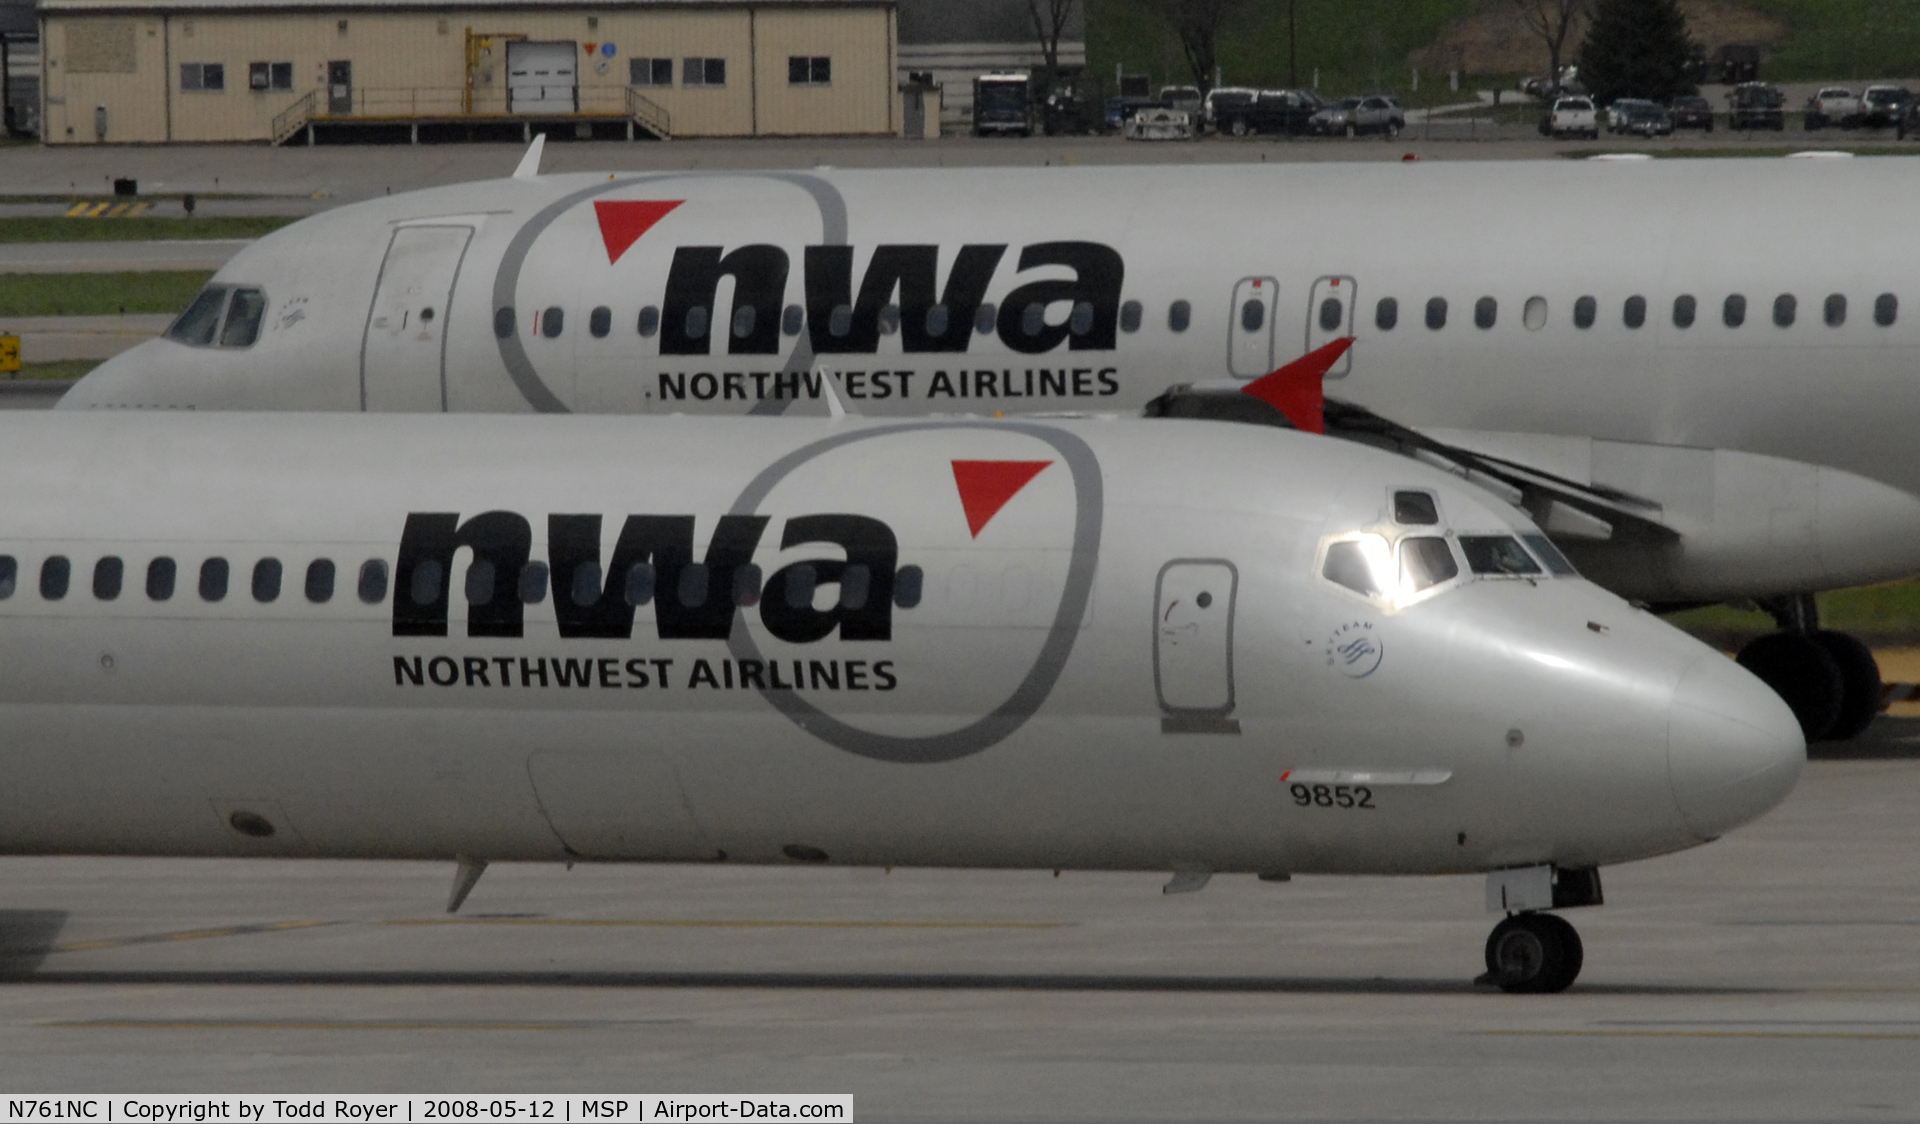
[1155,560,1239,733]
[360,224,472,411]
[1228,277,1279,377]
[1306,275,1357,377]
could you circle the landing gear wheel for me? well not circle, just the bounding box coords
[1737,632,1843,741]
[1814,630,1881,741]
[1483,913,1583,993]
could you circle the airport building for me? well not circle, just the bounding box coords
[33,0,905,144]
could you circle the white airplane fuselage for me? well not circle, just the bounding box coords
[63,159,1920,602]
[0,412,1800,874]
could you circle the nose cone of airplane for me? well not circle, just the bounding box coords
[1668,652,1805,840]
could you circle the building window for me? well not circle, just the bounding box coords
[683,57,726,87]
[630,57,672,86]
[788,56,831,85]
[249,61,293,90]
[180,62,225,92]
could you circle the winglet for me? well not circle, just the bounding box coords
[512,134,546,180]
[1240,336,1355,435]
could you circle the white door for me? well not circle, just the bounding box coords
[1306,275,1357,377]
[1228,276,1278,377]
[361,225,471,412]
[507,41,579,112]
[1155,560,1237,714]
[527,750,716,860]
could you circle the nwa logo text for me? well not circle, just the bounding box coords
[392,510,899,642]
[594,199,1123,359]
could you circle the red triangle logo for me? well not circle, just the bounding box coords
[951,460,1051,538]
[1240,335,1355,434]
[593,199,683,265]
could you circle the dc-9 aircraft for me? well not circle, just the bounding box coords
[0,409,1800,993]
[60,153,1909,740]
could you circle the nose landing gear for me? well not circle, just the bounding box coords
[1735,594,1881,742]
[1480,912,1584,993]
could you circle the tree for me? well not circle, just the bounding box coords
[1576,0,1697,103]
[1152,0,1252,95]
[1514,0,1589,96]
[1025,0,1077,83]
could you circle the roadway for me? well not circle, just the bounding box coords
[2,730,1917,1119]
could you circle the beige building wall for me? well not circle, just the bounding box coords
[40,2,895,144]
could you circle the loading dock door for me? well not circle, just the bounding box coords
[361,225,471,411]
[1155,560,1238,716]
[327,60,352,115]
[507,41,579,113]
[1306,275,1357,377]
[1228,277,1278,377]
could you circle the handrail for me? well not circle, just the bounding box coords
[269,89,318,145]
[271,85,671,144]
[626,88,672,139]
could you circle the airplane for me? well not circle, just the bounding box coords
[59,153,1920,742]
[0,408,1801,994]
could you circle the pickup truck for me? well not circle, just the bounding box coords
[1804,87,1862,130]
[1861,85,1913,128]
[1205,88,1323,136]
[1541,95,1598,139]
[1728,82,1785,130]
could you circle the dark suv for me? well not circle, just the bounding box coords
[1728,82,1785,130]
[1670,95,1713,131]
[1207,88,1323,136]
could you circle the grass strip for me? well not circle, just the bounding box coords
[0,271,210,316]
[1665,580,1920,649]
[2,360,99,381]
[0,216,295,243]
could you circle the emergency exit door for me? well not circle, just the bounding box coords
[1306,275,1357,377]
[507,41,579,112]
[1228,276,1279,377]
[1155,560,1239,732]
[360,225,471,411]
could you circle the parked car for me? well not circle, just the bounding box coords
[1619,100,1674,137]
[1204,87,1322,136]
[1123,106,1193,141]
[1308,95,1405,137]
[1606,97,1656,133]
[1158,85,1203,121]
[1727,82,1785,130]
[1861,84,1913,127]
[1520,66,1578,99]
[1201,87,1260,131]
[1541,95,1599,139]
[1669,95,1713,131]
[1804,87,1862,130]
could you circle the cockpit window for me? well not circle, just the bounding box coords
[166,286,228,345]
[219,288,267,348]
[1521,533,1578,576]
[1322,537,1389,597]
[1399,537,1459,592]
[1459,535,1543,576]
[1393,490,1439,525]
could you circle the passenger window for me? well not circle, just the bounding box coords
[0,555,15,599]
[1523,296,1547,330]
[1825,293,1847,327]
[784,563,817,608]
[732,305,757,339]
[305,559,335,603]
[1022,302,1046,337]
[465,560,496,604]
[219,289,266,348]
[1474,296,1497,330]
[1723,293,1746,328]
[637,306,661,337]
[894,564,924,608]
[683,306,708,339]
[678,563,710,608]
[1876,293,1898,326]
[840,563,871,610]
[518,561,550,604]
[624,562,655,606]
[1521,534,1578,576]
[408,560,441,606]
[1459,535,1542,576]
[252,558,282,603]
[1375,297,1398,331]
[782,304,805,336]
[1240,299,1265,332]
[493,307,515,339]
[1573,296,1596,329]
[1773,293,1796,327]
[1321,540,1385,597]
[1168,300,1191,333]
[828,305,852,337]
[975,303,997,335]
[1393,490,1439,525]
[93,556,123,600]
[878,305,901,335]
[166,286,228,346]
[1399,537,1459,593]
[588,306,612,338]
[40,556,69,600]
[1318,297,1342,332]
[540,307,564,338]
[147,557,176,600]
[357,559,388,604]
[570,561,602,608]
[1120,300,1143,333]
[199,557,229,602]
[733,563,763,607]
[1070,301,1094,336]
[1673,294,1697,328]
[1623,295,1646,329]
[1425,297,1447,330]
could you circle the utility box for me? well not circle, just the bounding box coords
[0,334,21,375]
